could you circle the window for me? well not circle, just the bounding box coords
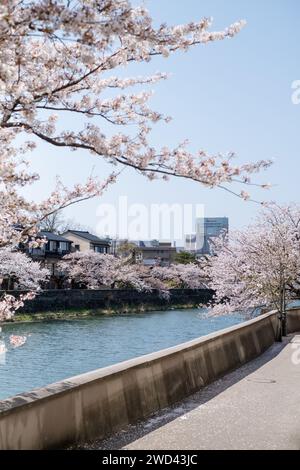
[94,246,104,253]
[207,227,218,236]
[49,241,57,252]
[59,242,68,252]
[75,244,80,251]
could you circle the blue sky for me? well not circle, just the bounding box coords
[25,0,300,237]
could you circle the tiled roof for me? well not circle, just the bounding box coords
[64,230,111,245]
[38,231,72,242]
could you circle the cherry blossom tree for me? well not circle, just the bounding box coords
[59,251,208,300]
[0,148,114,319]
[59,251,169,298]
[0,0,271,201]
[0,0,273,320]
[0,147,116,249]
[202,204,300,338]
[0,247,49,321]
[151,263,205,289]
[0,247,49,290]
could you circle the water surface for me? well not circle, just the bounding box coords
[0,308,243,400]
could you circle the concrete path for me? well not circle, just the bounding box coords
[86,335,300,450]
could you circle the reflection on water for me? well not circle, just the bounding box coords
[0,340,7,366]
[0,308,243,400]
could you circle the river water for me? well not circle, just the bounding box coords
[0,308,243,400]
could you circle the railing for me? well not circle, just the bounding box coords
[28,249,71,256]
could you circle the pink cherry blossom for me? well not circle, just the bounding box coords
[59,251,170,299]
[59,252,207,300]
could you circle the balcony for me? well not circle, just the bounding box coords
[28,248,71,258]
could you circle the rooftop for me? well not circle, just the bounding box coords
[64,230,111,245]
[38,231,72,243]
[134,240,174,248]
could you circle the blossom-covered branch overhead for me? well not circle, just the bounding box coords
[0,0,274,321]
[0,0,271,200]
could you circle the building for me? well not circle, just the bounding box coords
[134,240,176,266]
[109,239,134,257]
[62,230,111,254]
[185,233,197,253]
[196,217,229,256]
[27,231,73,287]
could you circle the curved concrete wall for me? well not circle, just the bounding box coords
[0,308,299,450]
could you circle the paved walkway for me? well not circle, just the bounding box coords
[87,335,300,450]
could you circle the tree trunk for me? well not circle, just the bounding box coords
[282,311,288,337]
[277,313,283,342]
[282,283,287,337]
[278,279,287,339]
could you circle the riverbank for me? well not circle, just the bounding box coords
[12,301,203,323]
[2,288,214,320]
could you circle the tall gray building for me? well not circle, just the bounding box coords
[196,217,229,255]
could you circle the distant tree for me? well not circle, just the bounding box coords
[151,263,205,289]
[38,210,93,235]
[115,240,137,263]
[38,211,65,234]
[175,251,196,264]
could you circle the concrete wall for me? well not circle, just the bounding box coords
[2,288,214,314]
[0,308,299,450]
[287,308,300,333]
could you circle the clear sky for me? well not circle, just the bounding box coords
[24,0,300,239]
